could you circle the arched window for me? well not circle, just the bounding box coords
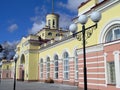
[63,52,69,80]
[53,19,55,28]
[54,55,59,79]
[48,32,52,36]
[21,54,25,64]
[48,20,51,27]
[105,26,120,42]
[40,59,43,78]
[74,50,78,80]
[46,57,50,78]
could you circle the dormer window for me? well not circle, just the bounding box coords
[106,26,120,42]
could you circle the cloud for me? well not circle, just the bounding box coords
[0,41,18,60]
[59,0,104,12]
[28,6,47,34]
[28,21,45,34]
[8,24,18,32]
[58,12,72,29]
[58,0,84,12]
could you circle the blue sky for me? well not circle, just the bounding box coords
[0,0,104,44]
[0,0,86,44]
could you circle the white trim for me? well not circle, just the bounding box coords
[104,53,108,86]
[24,49,39,54]
[79,77,105,80]
[79,66,104,70]
[79,61,104,65]
[77,44,103,55]
[78,55,104,61]
[79,82,106,86]
[104,40,120,46]
[99,19,120,44]
[78,5,94,16]
[96,0,119,13]
[79,72,105,74]
[40,37,75,53]
[113,51,120,88]
[53,54,59,79]
[74,49,78,80]
[62,51,69,80]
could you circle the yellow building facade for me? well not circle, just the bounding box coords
[15,0,120,90]
[1,60,14,79]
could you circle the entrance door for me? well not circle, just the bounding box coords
[21,70,24,81]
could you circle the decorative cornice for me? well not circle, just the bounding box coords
[24,49,39,54]
[39,35,74,52]
[77,44,103,54]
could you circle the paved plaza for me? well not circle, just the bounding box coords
[0,79,79,90]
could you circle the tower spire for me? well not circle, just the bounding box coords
[52,0,54,13]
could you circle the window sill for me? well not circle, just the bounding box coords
[107,84,116,86]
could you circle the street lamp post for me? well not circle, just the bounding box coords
[13,54,19,90]
[69,11,101,90]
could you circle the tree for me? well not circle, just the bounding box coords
[0,42,17,60]
[0,44,3,52]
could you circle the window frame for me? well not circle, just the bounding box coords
[63,52,69,80]
[46,57,50,78]
[54,55,59,79]
[40,59,43,79]
[105,26,120,43]
[74,50,78,80]
[107,61,116,85]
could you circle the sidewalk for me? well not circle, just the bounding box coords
[0,79,78,90]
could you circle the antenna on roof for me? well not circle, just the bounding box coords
[52,0,54,13]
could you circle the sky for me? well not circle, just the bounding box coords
[0,0,104,44]
[0,0,88,44]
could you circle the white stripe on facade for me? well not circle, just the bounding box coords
[78,55,104,61]
[77,44,103,55]
[79,77,105,80]
[79,82,106,86]
[79,61,104,65]
[79,67,104,70]
[79,72,105,74]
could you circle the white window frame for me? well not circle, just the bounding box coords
[54,55,59,79]
[46,57,50,78]
[40,59,43,79]
[113,51,120,88]
[63,52,69,80]
[107,61,116,85]
[74,50,78,80]
[106,27,120,42]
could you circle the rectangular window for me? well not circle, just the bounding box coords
[107,61,116,84]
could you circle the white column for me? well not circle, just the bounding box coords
[104,53,107,87]
[113,51,120,88]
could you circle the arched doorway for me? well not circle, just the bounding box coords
[19,54,25,81]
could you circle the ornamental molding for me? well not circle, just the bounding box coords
[77,44,103,55]
[99,19,120,44]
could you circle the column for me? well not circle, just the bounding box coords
[113,51,120,88]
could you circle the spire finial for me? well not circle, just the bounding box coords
[52,0,54,13]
